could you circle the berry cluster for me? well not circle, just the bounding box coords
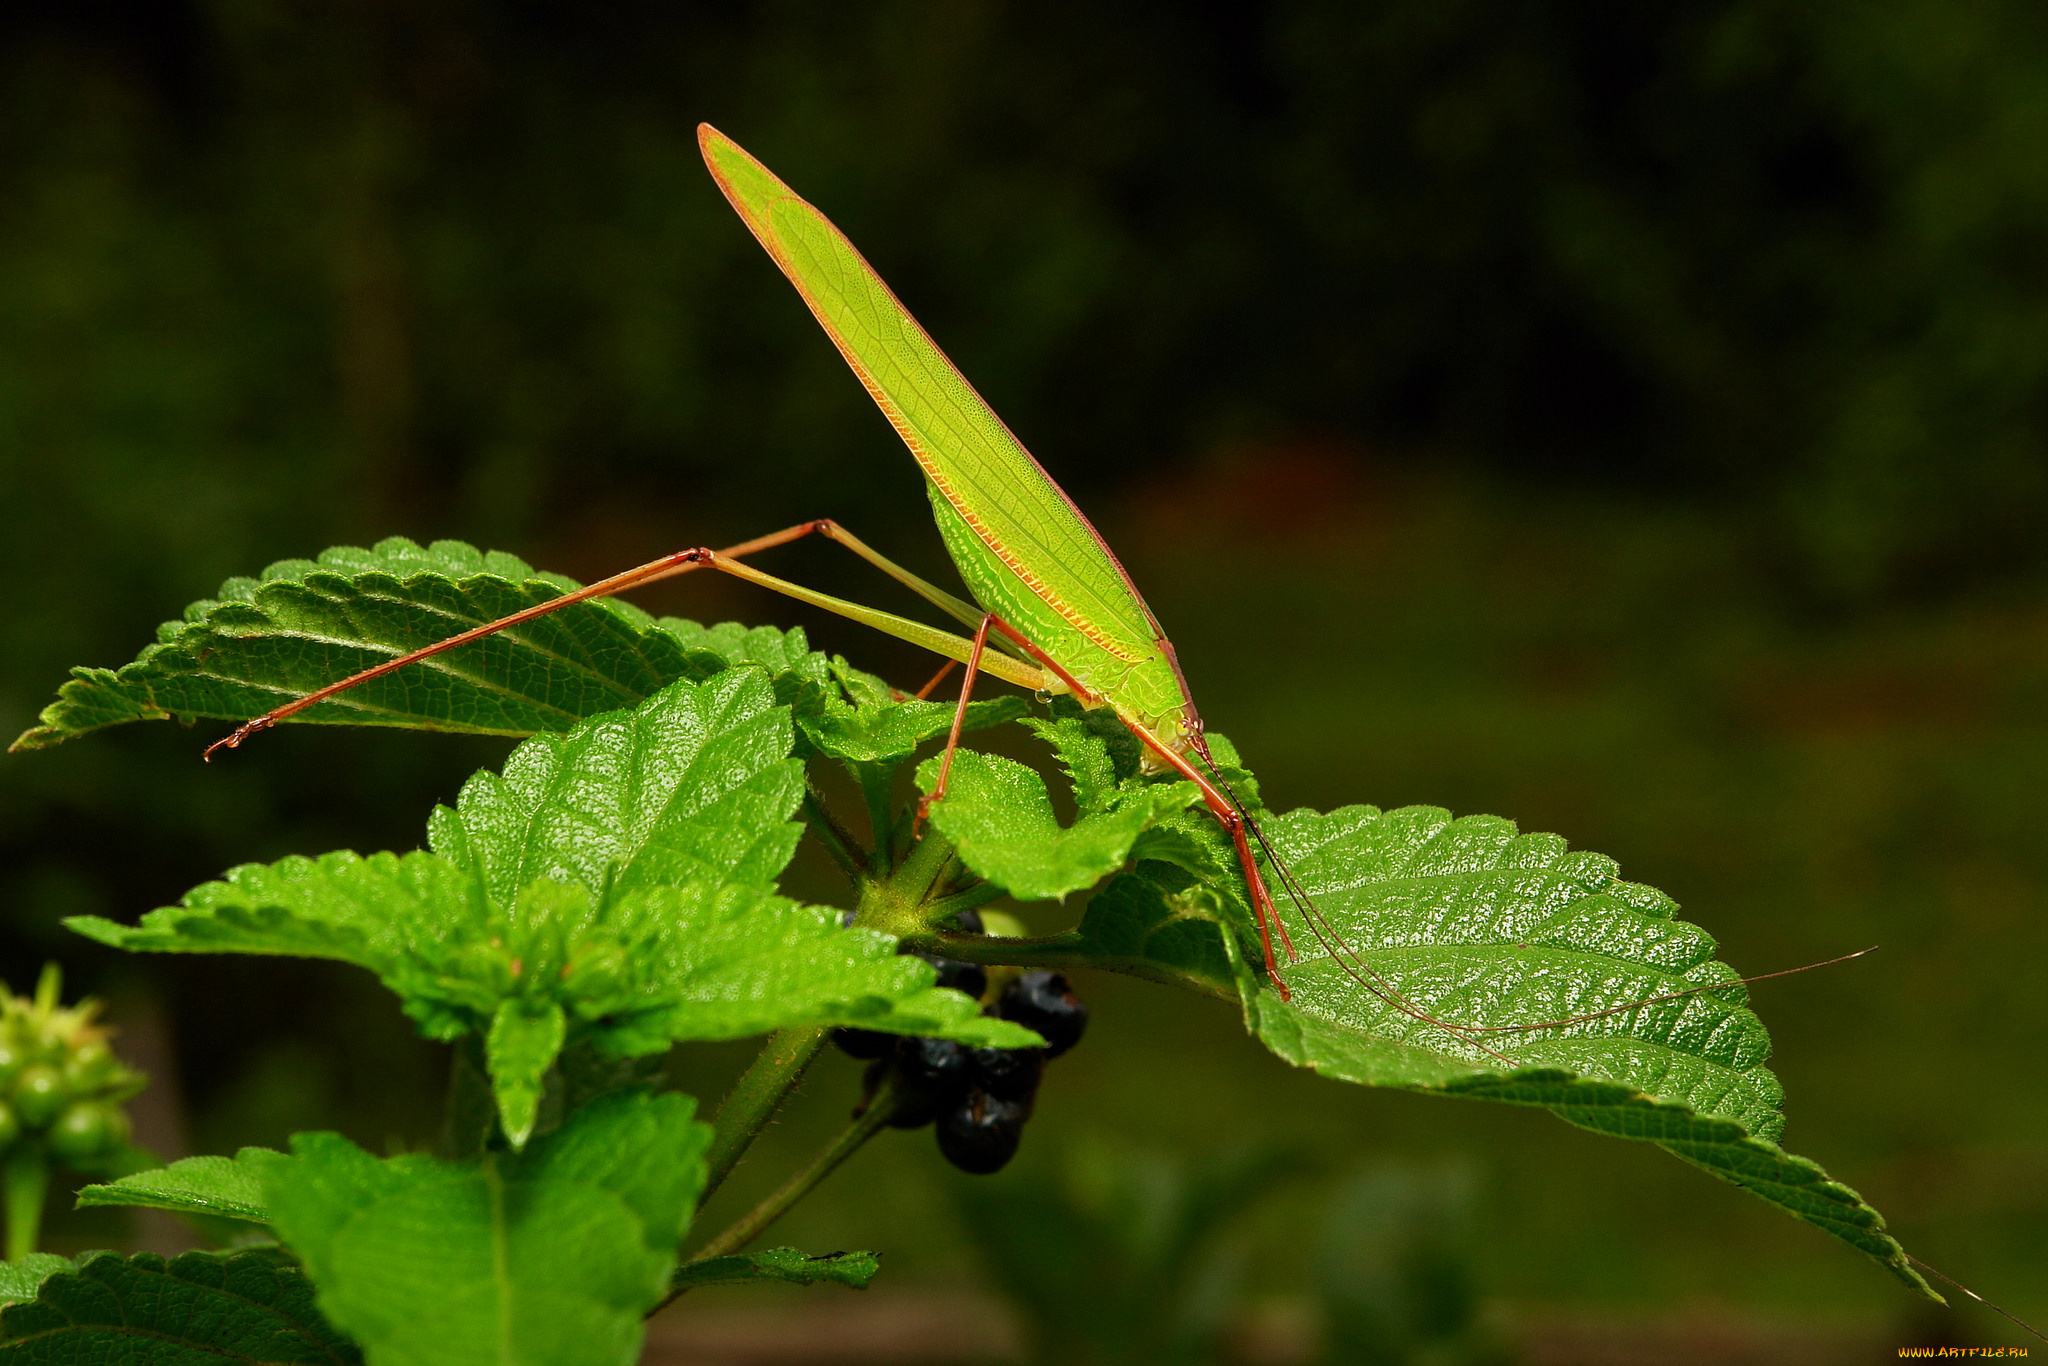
[0,967,143,1171]
[835,913,1087,1174]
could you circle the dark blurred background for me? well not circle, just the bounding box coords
[1,1,2044,1358]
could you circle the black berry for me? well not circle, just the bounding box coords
[936,1090,1030,1174]
[997,970,1088,1058]
[968,1044,1045,1103]
[895,1036,973,1094]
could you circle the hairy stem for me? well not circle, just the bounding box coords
[890,825,958,909]
[921,880,1010,926]
[4,1145,49,1261]
[685,1072,902,1272]
[855,762,896,872]
[702,1026,831,1204]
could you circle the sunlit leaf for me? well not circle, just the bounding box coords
[77,1149,279,1224]
[11,538,824,750]
[260,1090,702,1366]
[921,750,1197,902]
[68,669,1034,1143]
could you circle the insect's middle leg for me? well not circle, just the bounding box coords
[915,613,1002,833]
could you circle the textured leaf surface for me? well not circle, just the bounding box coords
[0,1259,76,1310]
[1018,704,1148,816]
[0,1247,359,1363]
[799,686,1026,767]
[67,670,1034,1139]
[11,538,826,750]
[1206,802,1929,1296]
[261,1090,701,1366]
[922,750,1197,902]
[969,714,1929,1296]
[1062,862,1240,992]
[670,1247,880,1293]
[77,1149,278,1223]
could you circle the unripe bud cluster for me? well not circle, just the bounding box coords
[0,966,144,1170]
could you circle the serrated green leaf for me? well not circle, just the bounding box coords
[581,882,1039,1048]
[0,1257,77,1309]
[77,1149,279,1223]
[10,537,826,751]
[426,665,806,902]
[1213,802,1933,1297]
[821,656,903,709]
[262,1090,706,1366]
[69,670,1034,1141]
[656,618,829,688]
[1019,700,1144,815]
[920,750,1198,902]
[0,1247,359,1363]
[1249,806,1776,1113]
[670,1247,880,1293]
[1018,796,1928,1294]
[796,657,1027,766]
[67,868,420,964]
[1064,864,1238,993]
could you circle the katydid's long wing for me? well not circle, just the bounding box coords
[697,124,1191,728]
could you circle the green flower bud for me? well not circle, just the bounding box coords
[0,1040,22,1090]
[12,1064,67,1129]
[63,1039,115,1092]
[48,1101,129,1165]
[565,942,630,997]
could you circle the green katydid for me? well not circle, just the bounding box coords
[196,127,1626,1042]
[56,126,2035,1326]
[204,123,1329,999]
[202,122,1356,1007]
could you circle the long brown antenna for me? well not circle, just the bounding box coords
[1474,946,1880,1035]
[1909,1255,2046,1343]
[1197,750,1880,1062]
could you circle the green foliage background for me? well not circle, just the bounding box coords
[1,0,2043,1341]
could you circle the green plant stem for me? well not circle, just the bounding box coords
[802,777,868,882]
[687,1073,902,1268]
[906,928,1237,1001]
[855,762,896,871]
[921,880,1009,925]
[702,1025,830,1203]
[890,823,958,908]
[4,1145,50,1261]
